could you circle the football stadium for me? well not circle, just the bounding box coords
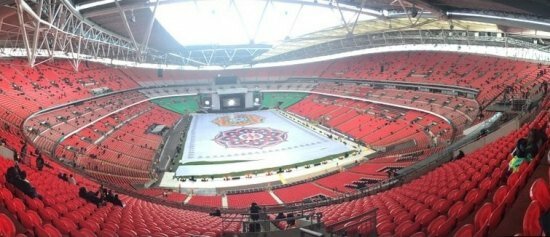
[0,0,549,236]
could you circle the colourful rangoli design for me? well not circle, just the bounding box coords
[213,127,287,149]
[212,114,264,127]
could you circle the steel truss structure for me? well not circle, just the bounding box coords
[1,0,549,69]
[10,0,151,70]
[257,29,550,63]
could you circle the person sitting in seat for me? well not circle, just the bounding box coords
[5,163,22,185]
[274,212,286,226]
[13,171,41,199]
[454,150,465,160]
[210,208,221,217]
[36,154,44,171]
[78,187,104,207]
[111,194,124,207]
[68,174,77,185]
[509,138,532,173]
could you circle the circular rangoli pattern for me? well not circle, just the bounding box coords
[214,127,288,149]
[212,114,264,127]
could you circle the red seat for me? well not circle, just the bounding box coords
[394,221,420,237]
[492,185,510,206]
[0,213,16,237]
[427,215,446,236]
[70,228,96,237]
[410,232,426,237]
[24,195,44,211]
[507,172,520,187]
[38,207,59,222]
[6,198,26,214]
[80,219,101,232]
[447,189,466,202]
[415,209,437,226]
[529,178,550,211]
[474,202,494,234]
[39,224,62,237]
[97,229,118,237]
[448,201,473,221]
[0,187,14,203]
[523,201,543,236]
[17,210,42,230]
[465,189,487,206]
[376,221,395,234]
[52,217,78,234]
[432,199,452,214]
[117,229,137,237]
[454,224,474,237]
[487,203,505,230]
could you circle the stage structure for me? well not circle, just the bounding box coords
[200,88,261,112]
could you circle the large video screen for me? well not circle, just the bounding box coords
[220,94,245,110]
[222,97,241,107]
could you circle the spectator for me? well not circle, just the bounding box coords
[455,150,465,160]
[5,163,22,184]
[286,213,296,227]
[275,212,286,226]
[112,194,124,207]
[78,187,103,207]
[68,174,77,185]
[275,212,286,220]
[210,208,221,217]
[60,173,68,182]
[249,202,261,221]
[36,154,44,171]
[7,168,41,199]
[508,138,532,173]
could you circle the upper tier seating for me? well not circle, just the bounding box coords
[226,192,278,208]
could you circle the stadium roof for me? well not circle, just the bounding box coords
[1,0,550,68]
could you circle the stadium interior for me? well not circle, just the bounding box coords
[0,0,549,236]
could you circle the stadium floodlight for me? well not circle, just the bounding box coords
[227,99,236,106]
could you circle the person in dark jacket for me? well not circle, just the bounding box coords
[112,194,124,207]
[286,213,296,227]
[36,154,44,171]
[249,202,261,221]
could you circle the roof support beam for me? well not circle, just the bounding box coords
[30,0,45,66]
[350,0,368,36]
[140,0,160,61]
[253,0,271,42]
[115,0,141,58]
[15,0,33,65]
[335,0,352,36]
[286,3,304,38]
